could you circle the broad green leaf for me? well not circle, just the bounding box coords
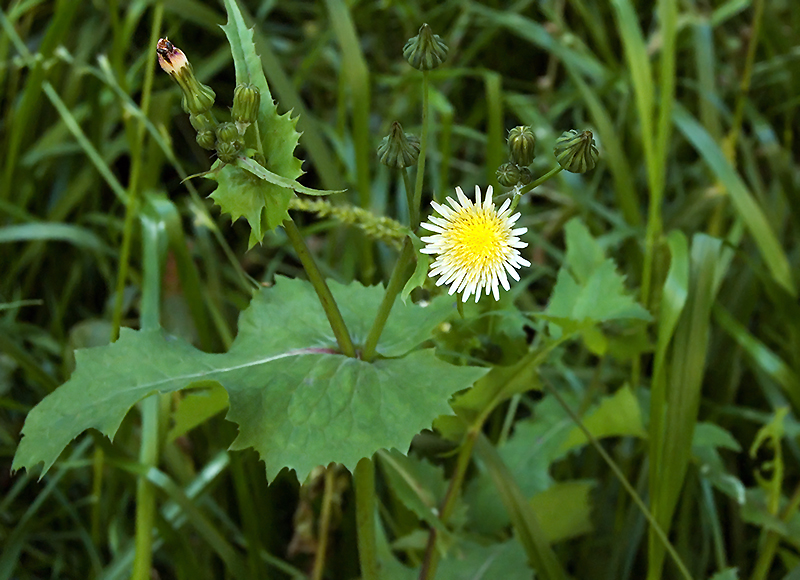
[13,278,484,479]
[563,219,605,284]
[543,260,652,329]
[530,480,596,543]
[210,0,306,243]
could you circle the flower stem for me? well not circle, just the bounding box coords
[283,218,356,358]
[403,168,417,227]
[520,164,563,195]
[362,238,415,362]
[496,165,563,206]
[311,465,336,580]
[355,458,379,580]
[412,70,430,230]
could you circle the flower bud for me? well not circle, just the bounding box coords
[377,121,420,169]
[216,122,240,145]
[216,141,241,164]
[519,167,533,185]
[189,112,216,134]
[496,162,521,187]
[156,38,216,115]
[554,130,599,174]
[507,126,536,166]
[403,24,448,71]
[196,130,216,150]
[232,83,261,129]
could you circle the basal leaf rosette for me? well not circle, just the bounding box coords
[13,278,485,481]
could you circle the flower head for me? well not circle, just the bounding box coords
[421,186,530,302]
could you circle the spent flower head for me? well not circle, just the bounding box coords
[156,38,216,116]
[421,186,530,302]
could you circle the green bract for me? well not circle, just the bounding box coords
[13,278,486,480]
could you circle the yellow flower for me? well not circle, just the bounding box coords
[420,186,530,302]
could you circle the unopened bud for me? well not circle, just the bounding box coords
[156,38,216,115]
[519,167,533,185]
[216,122,240,145]
[507,126,536,166]
[496,162,521,187]
[232,84,260,130]
[377,121,420,169]
[196,130,216,150]
[403,24,448,71]
[554,130,599,173]
[190,112,216,134]
[216,141,241,164]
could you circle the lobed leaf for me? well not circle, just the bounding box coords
[13,278,484,480]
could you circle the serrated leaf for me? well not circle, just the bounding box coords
[208,163,293,243]
[543,260,652,326]
[212,0,305,243]
[13,278,485,480]
[564,219,605,284]
[167,384,229,443]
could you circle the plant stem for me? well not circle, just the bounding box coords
[496,165,563,206]
[354,458,379,580]
[412,70,430,230]
[402,168,416,227]
[361,239,415,361]
[282,218,356,358]
[312,465,336,580]
[417,428,479,580]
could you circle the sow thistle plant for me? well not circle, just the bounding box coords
[12,1,653,578]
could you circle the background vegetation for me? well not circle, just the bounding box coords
[1,0,799,579]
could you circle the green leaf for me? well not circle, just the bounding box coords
[530,480,596,543]
[212,0,306,243]
[692,422,742,452]
[436,540,531,580]
[543,259,652,329]
[236,157,343,197]
[401,233,430,304]
[209,163,294,244]
[13,278,485,480]
[559,384,647,452]
[563,219,605,285]
[378,449,464,542]
[167,384,229,443]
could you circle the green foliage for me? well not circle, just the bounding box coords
[4,0,800,578]
[13,278,483,480]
